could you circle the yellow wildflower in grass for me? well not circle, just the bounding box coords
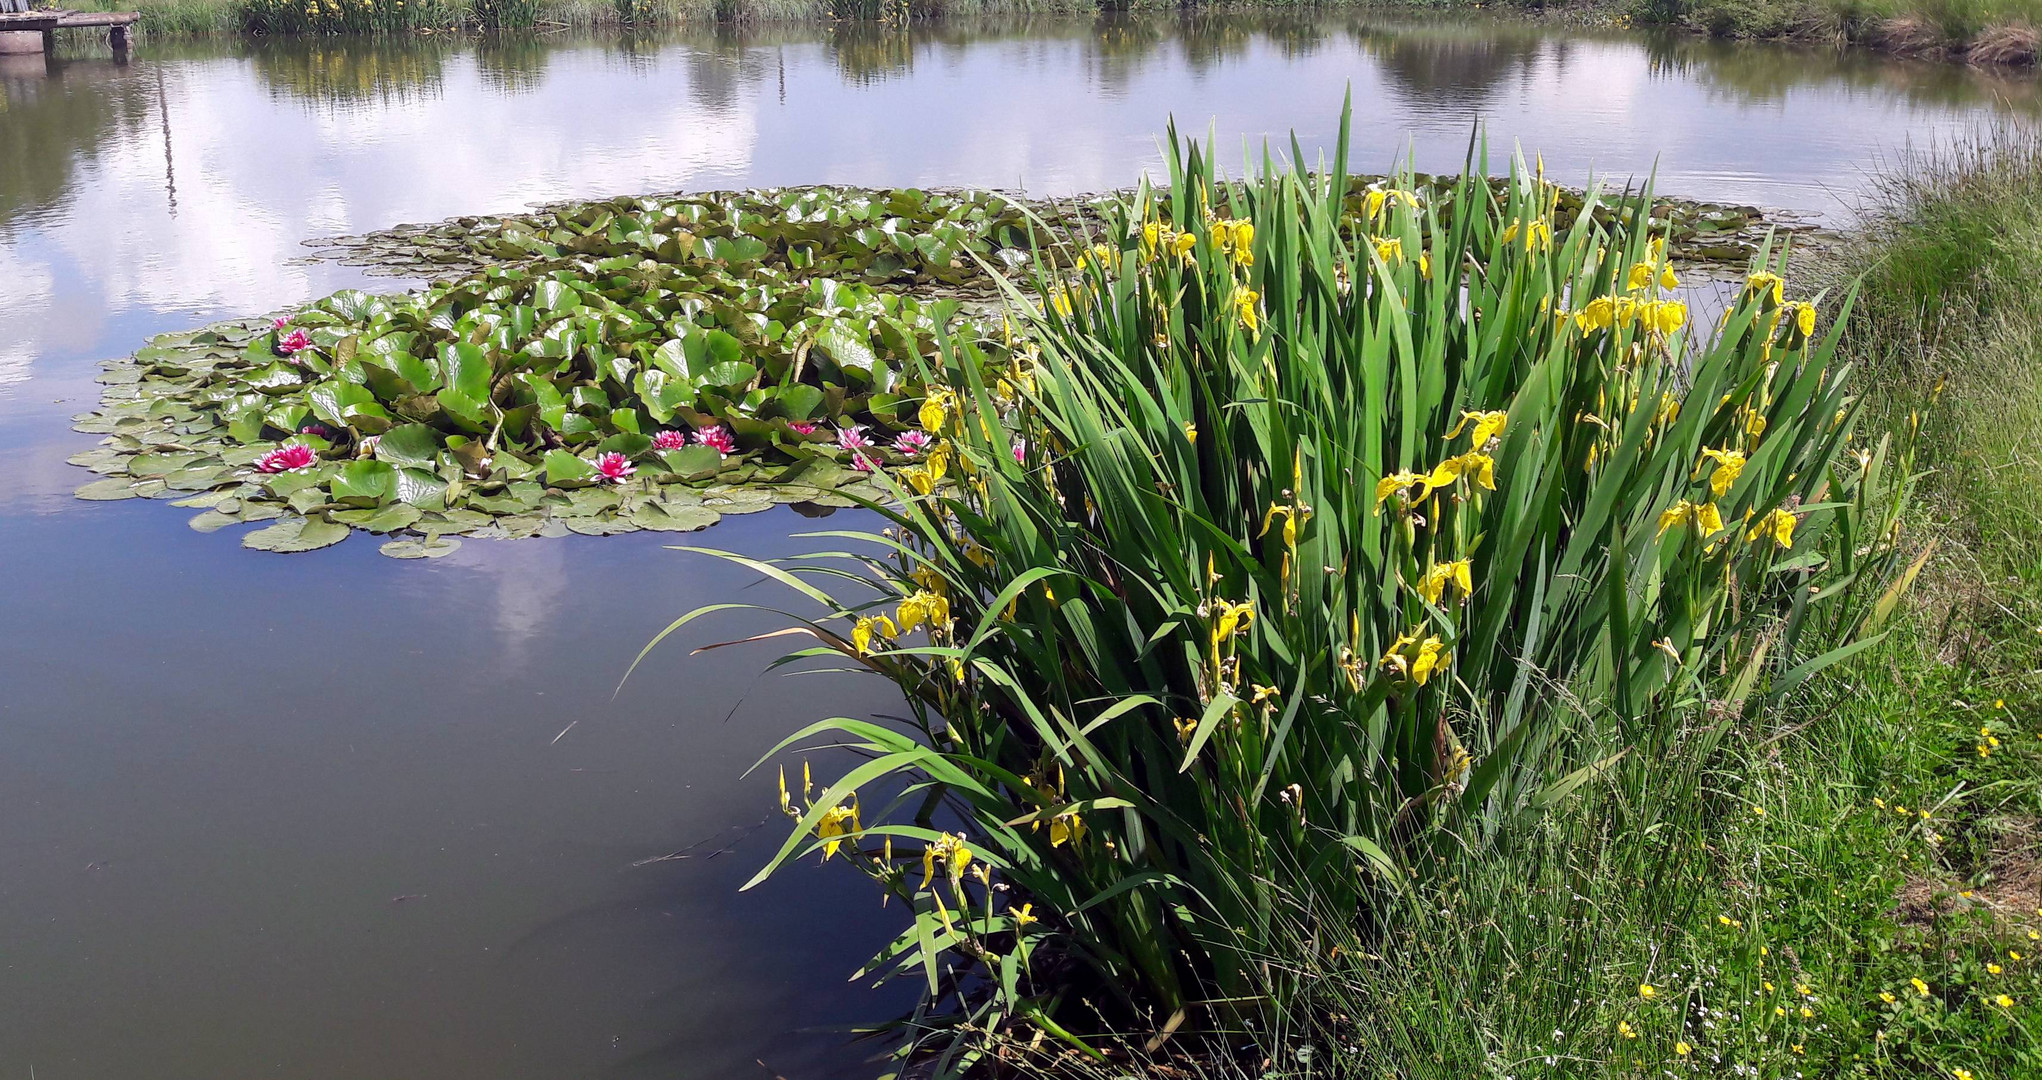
[1417,559,1474,606]
[1990,962,2004,974]
[1700,447,1747,497]
[1953,1070,1975,1080]
[1639,983,1657,999]
[896,590,952,636]
[852,613,898,655]
[815,800,860,860]
[1618,1020,1637,1039]
[1997,994,2015,1008]
[1012,902,1037,927]
[1445,408,1508,448]
[1373,236,1404,264]
[2013,950,2026,960]
[1675,1040,1691,1056]
[1913,977,1931,996]
[1882,991,1897,1004]
[1748,507,1796,549]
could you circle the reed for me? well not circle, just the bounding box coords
[662,108,1911,1070]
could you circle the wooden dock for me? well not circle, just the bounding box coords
[0,6,142,53]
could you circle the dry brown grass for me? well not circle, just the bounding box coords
[1967,22,2042,65]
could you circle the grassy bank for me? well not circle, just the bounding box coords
[1639,0,2042,64]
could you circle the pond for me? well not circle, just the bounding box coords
[0,12,2032,1079]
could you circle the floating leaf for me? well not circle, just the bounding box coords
[630,503,722,532]
[75,478,139,500]
[242,516,350,553]
[379,535,462,559]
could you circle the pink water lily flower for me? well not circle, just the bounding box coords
[272,316,290,330]
[594,451,635,483]
[651,429,689,451]
[837,425,877,471]
[893,430,934,456]
[255,443,317,474]
[694,425,737,457]
[787,421,819,436]
[277,329,312,357]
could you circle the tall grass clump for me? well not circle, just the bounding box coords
[239,0,463,33]
[661,111,1909,1071]
[1831,130,2042,575]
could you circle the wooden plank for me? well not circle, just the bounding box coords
[56,10,140,25]
[0,12,61,29]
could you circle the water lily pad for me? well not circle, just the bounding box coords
[75,478,140,500]
[630,503,722,532]
[566,517,640,536]
[380,535,462,559]
[188,509,239,533]
[242,516,350,553]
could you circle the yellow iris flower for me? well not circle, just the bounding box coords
[1374,470,1432,512]
[1417,558,1474,606]
[920,832,972,889]
[919,386,954,433]
[897,590,953,635]
[852,613,899,654]
[1747,507,1796,549]
[1233,287,1260,334]
[1657,499,1725,539]
[815,801,860,860]
[1425,451,1497,493]
[1445,409,1508,448]
[1699,446,1747,497]
[1747,271,1785,305]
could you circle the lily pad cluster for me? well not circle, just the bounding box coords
[311,185,1051,286]
[73,185,1043,555]
[72,317,909,556]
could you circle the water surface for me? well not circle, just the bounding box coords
[0,14,2033,1079]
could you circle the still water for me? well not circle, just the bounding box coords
[0,13,2033,1079]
